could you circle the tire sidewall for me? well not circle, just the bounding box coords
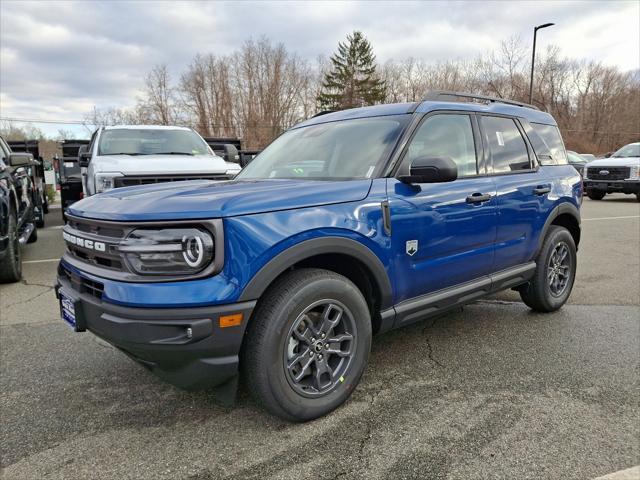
[537,227,577,310]
[260,275,371,421]
[1,211,21,282]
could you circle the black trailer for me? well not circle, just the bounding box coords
[7,140,48,227]
[56,139,89,220]
[203,137,260,168]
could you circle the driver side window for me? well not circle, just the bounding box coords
[404,114,478,177]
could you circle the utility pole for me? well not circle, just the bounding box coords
[529,22,555,104]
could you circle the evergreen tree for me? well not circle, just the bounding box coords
[317,31,386,111]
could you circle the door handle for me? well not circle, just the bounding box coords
[533,185,551,196]
[466,192,492,204]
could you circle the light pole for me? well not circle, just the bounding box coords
[529,22,555,104]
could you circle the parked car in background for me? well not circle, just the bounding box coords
[78,126,242,196]
[8,140,49,227]
[203,137,261,167]
[567,150,589,177]
[583,142,640,201]
[579,153,597,162]
[56,139,90,220]
[0,136,39,282]
[56,91,582,421]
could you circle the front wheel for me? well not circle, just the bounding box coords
[242,268,372,421]
[0,210,22,283]
[520,226,577,312]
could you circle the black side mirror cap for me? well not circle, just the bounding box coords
[223,144,240,164]
[399,156,458,184]
[78,151,91,168]
[8,152,33,168]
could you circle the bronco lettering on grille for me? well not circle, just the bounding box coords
[63,232,106,252]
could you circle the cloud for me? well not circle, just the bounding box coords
[0,0,638,137]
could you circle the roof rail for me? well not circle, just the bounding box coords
[422,90,539,110]
[312,110,336,118]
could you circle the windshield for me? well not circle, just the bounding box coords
[612,143,640,158]
[98,129,211,156]
[237,115,409,180]
[567,152,587,164]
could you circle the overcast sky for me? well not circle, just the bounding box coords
[1,0,638,138]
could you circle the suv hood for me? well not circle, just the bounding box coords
[586,157,640,167]
[93,154,239,175]
[68,179,373,221]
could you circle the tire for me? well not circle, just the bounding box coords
[0,209,22,283]
[27,224,38,243]
[587,190,605,200]
[520,226,577,312]
[635,193,640,203]
[36,214,45,228]
[242,268,372,421]
[43,197,49,214]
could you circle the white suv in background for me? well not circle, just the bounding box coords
[79,125,242,196]
[583,142,640,202]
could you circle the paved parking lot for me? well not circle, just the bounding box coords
[1,196,639,479]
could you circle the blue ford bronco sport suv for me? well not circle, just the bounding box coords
[56,91,582,421]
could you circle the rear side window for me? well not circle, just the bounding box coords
[481,116,531,174]
[531,123,567,165]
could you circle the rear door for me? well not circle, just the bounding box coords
[388,112,497,305]
[479,115,553,271]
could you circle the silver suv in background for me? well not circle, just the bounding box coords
[583,142,640,202]
[79,126,242,196]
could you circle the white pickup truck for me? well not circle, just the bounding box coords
[583,142,640,202]
[78,125,242,196]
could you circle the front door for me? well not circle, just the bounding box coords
[388,112,497,305]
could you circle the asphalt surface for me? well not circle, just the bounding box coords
[1,196,639,479]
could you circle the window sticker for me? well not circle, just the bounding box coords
[496,131,505,146]
[365,165,375,178]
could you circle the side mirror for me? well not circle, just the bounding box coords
[400,156,458,184]
[78,149,91,168]
[222,144,240,164]
[9,152,33,168]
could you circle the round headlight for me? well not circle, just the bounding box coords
[119,228,214,275]
[182,234,205,268]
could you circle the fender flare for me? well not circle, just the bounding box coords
[535,202,581,257]
[238,236,393,308]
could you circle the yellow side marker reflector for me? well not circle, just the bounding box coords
[339,376,345,383]
[219,313,243,328]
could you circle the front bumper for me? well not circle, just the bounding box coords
[584,180,640,194]
[55,273,255,391]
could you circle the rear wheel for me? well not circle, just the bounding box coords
[242,268,371,421]
[587,190,605,200]
[520,226,576,312]
[0,209,22,283]
[635,193,639,203]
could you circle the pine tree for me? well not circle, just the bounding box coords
[317,31,386,111]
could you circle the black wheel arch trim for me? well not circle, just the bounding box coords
[535,202,581,257]
[238,236,393,309]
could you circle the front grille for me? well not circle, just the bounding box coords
[62,215,222,282]
[67,244,123,270]
[59,264,104,299]
[587,166,630,180]
[114,174,231,187]
[64,217,124,272]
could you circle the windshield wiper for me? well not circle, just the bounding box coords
[156,152,195,156]
[102,152,148,156]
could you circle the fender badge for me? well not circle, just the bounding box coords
[406,240,418,256]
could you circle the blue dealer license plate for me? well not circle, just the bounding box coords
[59,290,77,329]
